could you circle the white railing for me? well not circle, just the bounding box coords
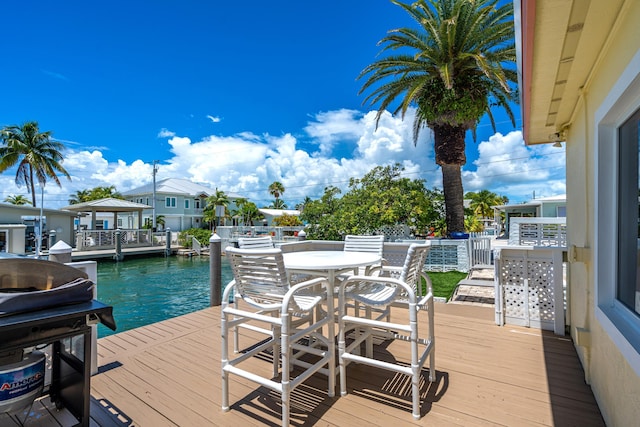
[192,236,202,255]
[75,229,168,251]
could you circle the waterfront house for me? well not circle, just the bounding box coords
[0,203,77,253]
[493,194,566,238]
[122,178,241,231]
[515,0,640,424]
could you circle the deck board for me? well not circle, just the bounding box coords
[14,302,603,426]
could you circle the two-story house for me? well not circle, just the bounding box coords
[122,178,241,232]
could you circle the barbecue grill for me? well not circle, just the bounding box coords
[0,258,116,426]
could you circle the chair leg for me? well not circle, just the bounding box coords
[411,364,420,420]
[281,319,290,427]
[221,313,230,411]
[338,304,348,397]
[326,288,336,397]
[273,325,281,377]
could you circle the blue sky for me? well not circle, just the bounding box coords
[0,0,565,209]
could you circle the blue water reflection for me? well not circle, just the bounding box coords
[96,255,233,337]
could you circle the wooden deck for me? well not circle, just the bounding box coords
[6,303,603,426]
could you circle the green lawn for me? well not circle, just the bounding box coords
[426,271,467,301]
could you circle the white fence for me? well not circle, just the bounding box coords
[75,229,175,251]
[494,246,565,335]
[509,218,567,247]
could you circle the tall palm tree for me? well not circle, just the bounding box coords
[0,121,71,207]
[359,0,516,234]
[4,194,31,205]
[268,181,285,204]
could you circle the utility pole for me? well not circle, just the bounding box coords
[152,160,159,231]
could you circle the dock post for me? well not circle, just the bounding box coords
[114,229,124,261]
[165,228,171,256]
[210,232,222,306]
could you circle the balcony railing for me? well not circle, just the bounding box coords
[75,229,174,251]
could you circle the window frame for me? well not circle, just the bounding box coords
[165,197,177,208]
[595,48,640,376]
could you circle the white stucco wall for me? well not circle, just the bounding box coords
[566,1,640,425]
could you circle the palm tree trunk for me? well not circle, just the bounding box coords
[441,163,465,233]
[28,164,36,207]
[433,123,467,234]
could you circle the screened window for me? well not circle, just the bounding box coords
[165,197,176,208]
[617,107,640,316]
[185,200,190,209]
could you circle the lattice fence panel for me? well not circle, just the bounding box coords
[495,248,565,334]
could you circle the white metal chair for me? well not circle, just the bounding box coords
[237,235,274,249]
[333,234,385,283]
[337,243,435,420]
[221,247,335,427]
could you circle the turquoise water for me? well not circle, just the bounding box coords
[95,255,233,338]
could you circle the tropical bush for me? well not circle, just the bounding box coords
[178,228,212,248]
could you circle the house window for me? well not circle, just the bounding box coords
[596,49,640,375]
[195,199,201,209]
[185,200,190,209]
[165,197,176,208]
[617,107,640,316]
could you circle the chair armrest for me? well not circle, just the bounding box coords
[282,277,331,308]
[339,275,416,304]
[222,279,237,305]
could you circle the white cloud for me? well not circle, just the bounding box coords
[206,115,221,123]
[463,131,566,203]
[157,128,175,138]
[1,110,565,210]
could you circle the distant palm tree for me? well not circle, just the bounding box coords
[68,189,91,205]
[0,121,71,207]
[240,201,263,226]
[270,198,287,209]
[4,194,31,205]
[359,0,516,234]
[268,181,285,203]
[295,196,313,212]
[69,186,123,204]
[204,188,230,228]
[468,189,503,219]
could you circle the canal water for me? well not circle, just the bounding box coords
[96,255,233,338]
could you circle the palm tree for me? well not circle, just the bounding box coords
[268,181,285,204]
[204,188,230,228]
[240,201,263,226]
[295,196,312,212]
[4,194,31,205]
[68,189,91,205]
[270,198,287,209]
[359,0,516,234]
[467,189,503,219]
[69,186,123,204]
[0,121,71,207]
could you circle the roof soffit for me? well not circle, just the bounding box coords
[522,0,624,144]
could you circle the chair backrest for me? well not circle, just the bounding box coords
[225,246,289,307]
[343,235,384,255]
[237,236,274,250]
[399,243,431,293]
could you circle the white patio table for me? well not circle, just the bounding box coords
[283,250,382,288]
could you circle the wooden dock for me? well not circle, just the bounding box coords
[3,302,604,426]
